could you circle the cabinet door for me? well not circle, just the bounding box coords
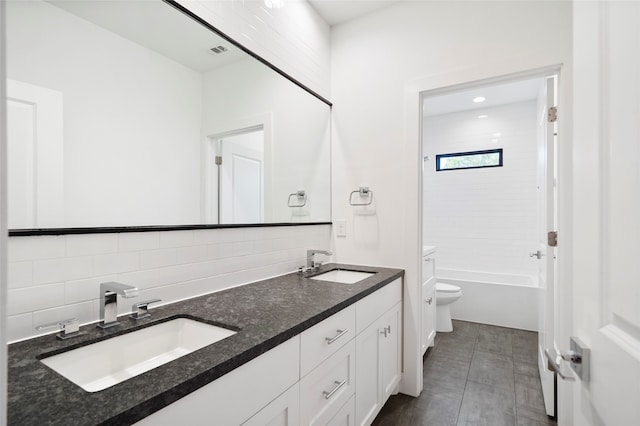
[355,319,382,425]
[380,303,401,401]
[355,302,402,426]
[243,383,299,426]
[327,395,356,426]
[422,282,436,354]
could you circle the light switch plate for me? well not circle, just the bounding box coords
[335,220,347,237]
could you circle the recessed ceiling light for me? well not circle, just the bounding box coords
[492,132,502,137]
[478,114,488,119]
[473,96,486,103]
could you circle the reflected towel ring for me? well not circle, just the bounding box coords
[288,190,307,207]
[349,187,373,206]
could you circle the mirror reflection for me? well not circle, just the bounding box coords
[6,0,331,229]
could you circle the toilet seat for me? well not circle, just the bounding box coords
[436,283,461,293]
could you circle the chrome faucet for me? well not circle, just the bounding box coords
[97,282,139,329]
[306,249,332,269]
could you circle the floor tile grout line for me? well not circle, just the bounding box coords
[512,328,519,422]
[454,326,478,426]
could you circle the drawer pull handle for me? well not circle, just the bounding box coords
[323,379,347,399]
[325,329,348,344]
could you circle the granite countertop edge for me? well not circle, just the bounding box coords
[8,263,404,426]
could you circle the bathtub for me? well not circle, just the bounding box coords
[439,268,539,331]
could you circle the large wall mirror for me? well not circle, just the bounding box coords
[6,0,331,231]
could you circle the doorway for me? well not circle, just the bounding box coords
[207,126,265,224]
[420,70,559,417]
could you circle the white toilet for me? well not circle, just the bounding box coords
[435,283,463,332]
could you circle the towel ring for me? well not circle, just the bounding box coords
[349,187,373,206]
[288,190,307,207]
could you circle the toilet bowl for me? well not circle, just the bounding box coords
[435,282,463,332]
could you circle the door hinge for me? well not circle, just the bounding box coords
[215,155,222,165]
[548,106,558,123]
[548,231,558,247]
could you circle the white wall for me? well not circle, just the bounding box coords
[7,225,330,342]
[423,100,538,277]
[0,0,8,420]
[7,0,204,227]
[330,0,571,396]
[178,0,331,98]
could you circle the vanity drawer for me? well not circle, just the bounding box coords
[356,278,401,333]
[300,305,356,376]
[300,340,355,426]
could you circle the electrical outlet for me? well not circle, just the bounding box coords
[335,220,347,237]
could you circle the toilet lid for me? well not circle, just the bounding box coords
[436,283,461,293]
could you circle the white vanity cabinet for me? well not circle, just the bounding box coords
[134,335,300,426]
[134,278,402,426]
[421,249,437,354]
[243,383,300,426]
[355,279,402,426]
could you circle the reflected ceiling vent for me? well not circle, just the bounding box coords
[209,45,228,54]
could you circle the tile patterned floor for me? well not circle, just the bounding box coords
[373,320,557,426]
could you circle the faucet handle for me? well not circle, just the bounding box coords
[36,318,81,340]
[130,299,162,320]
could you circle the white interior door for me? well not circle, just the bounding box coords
[567,1,640,424]
[219,129,264,224]
[536,75,557,417]
[6,79,64,228]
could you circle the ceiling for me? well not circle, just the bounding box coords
[49,0,245,72]
[307,0,402,26]
[422,78,547,117]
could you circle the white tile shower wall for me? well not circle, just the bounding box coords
[6,225,331,342]
[177,0,331,98]
[423,101,539,277]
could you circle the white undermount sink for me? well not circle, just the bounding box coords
[40,318,236,392]
[309,269,375,284]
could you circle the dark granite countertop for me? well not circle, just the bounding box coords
[8,263,403,425]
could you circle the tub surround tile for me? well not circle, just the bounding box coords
[7,264,403,426]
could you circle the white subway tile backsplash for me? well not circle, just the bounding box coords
[118,232,160,252]
[159,230,195,248]
[33,302,93,330]
[7,313,34,343]
[33,257,93,285]
[176,245,212,264]
[9,236,65,262]
[66,234,118,257]
[8,261,33,289]
[65,275,119,304]
[8,283,66,316]
[140,248,178,269]
[7,225,331,341]
[93,252,140,276]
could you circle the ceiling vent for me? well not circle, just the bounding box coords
[209,45,228,54]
